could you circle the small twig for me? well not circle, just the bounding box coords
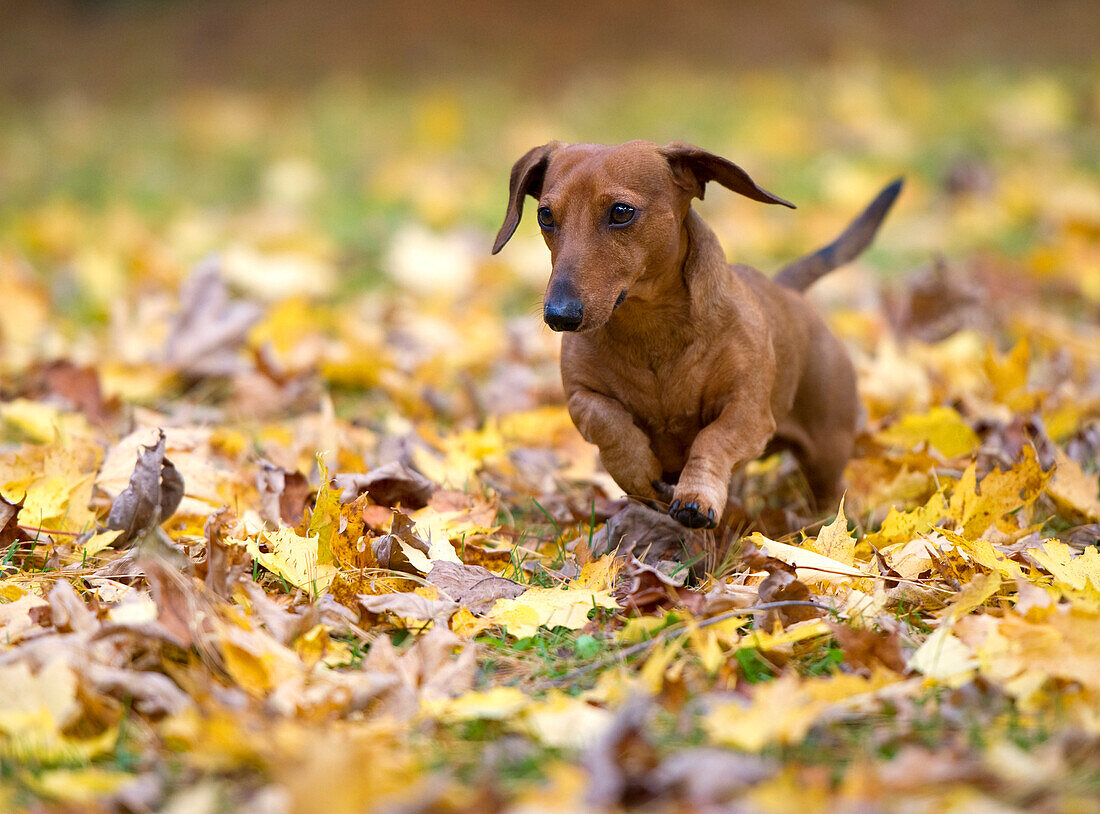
[544,599,833,687]
[17,526,83,537]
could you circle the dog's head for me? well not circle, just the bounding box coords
[492,140,794,332]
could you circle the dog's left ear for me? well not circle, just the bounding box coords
[492,142,560,254]
[661,142,795,208]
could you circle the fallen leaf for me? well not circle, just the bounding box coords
[257,461,312,526]
[750,532,865,584]
[164,259,263,376]
[1046,448,1100,522]
[358,591,458,621]
[425,560,525,613]
[241,527,338,595]
[483,584,619,639]
[333,461,434,509]
[106,429,184,547]
[907,624,977,685]
[876,406,980,459]
[806,497,856,567]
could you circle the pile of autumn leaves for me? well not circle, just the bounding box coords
[2,306,1100,811]
[0,221,1098,810]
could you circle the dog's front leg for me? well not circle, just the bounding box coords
[568,389,666,504]
[671,399,776,529]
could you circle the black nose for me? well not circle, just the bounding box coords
[544,297,584,331]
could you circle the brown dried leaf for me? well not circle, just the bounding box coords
[105,430,184,547]
[651,748,775,805]
[358,592,458,620]
[742,540,822,629]
[425,561,525,614]
[588,503,699,564]
[47,579,98,635]
[257,461,312,526]
[370,511,429,574]
[0,493,32,547]
[200,507,248,599]
[828,621,908,675]
[164,259,263,377]
[333,461,434,509]
[583,695,658,808]
[362,625,477,720]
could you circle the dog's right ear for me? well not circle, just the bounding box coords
[492,142,558,254]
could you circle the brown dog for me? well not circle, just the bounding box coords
[493,140,900,528]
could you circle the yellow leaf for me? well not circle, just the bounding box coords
[941,572,1002,622]
[948,447,1049,538]
[865,489,947,549]
[2,439,100,533]
[420,686,529,723]
[295,624,333,669]
[806,496,855,566]
[1026,540,1100,597]
[750,533,864,584]
[970,608,1100,696]
[985,338,1034,409]
[25,768,135,804]
[619,615,671,644]
[0,659,79,734]
[573,554,620,591]
[0,398,91,444]
[639,637,685,693]
[307,459,339,566]
[240,528,338,595]
[936,527,1025,579]
[876,406,979,459]
[498,406,578,446]
[485,586,619,639]
[686,623,725,674]
[0,660,116,765]
[449,606,491,638]
[908,624,977,685]
[81,528,124,558]
[1047,449,1100,522]
[737,618,832,653]
[523,690,613,749]
[704,674,817,751]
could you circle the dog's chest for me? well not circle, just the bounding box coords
[602,345,720,441]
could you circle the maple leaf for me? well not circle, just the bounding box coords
[241,527,338,595]
[876,405,980,459]
[483,584,619,639]
[806,496,856,566]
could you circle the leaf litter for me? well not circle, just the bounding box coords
[1,67,1100,813]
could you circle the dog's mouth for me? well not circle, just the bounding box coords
[544,291,627,333]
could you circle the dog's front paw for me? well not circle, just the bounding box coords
[669,496,718,529]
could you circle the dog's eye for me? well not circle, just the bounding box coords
[537,207,555,230]
[609,203,635,225]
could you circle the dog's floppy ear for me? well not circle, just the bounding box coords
[492,142,559,254]
[661,142,795,208]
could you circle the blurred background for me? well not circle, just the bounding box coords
[1,0,1098,429]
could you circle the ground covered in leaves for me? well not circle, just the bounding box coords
[2,64,1100,813]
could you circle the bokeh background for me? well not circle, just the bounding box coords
[1,0,1098,427]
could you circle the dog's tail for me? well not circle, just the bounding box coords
[774,178,903,292]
